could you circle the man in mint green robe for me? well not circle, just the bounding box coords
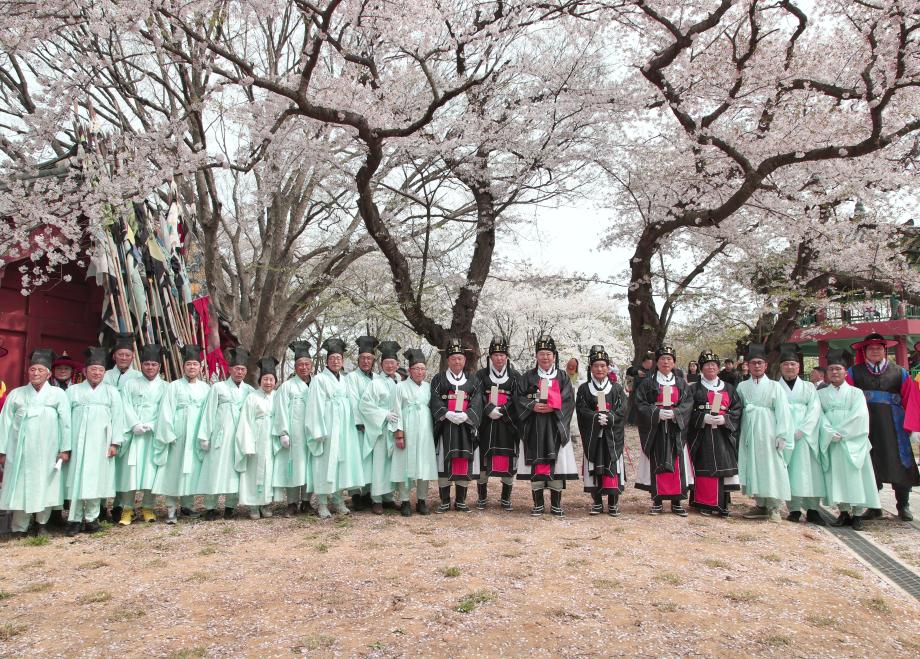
[344,335,379,510]
[819,351,881,531]
[272,340,313,516]
[359,341,401,514]
[235,358,278,519]
[736,344,794,523]
[391,349,438,516]
[153,344,209,523]
[304,338,366,518]
[777,346,826,526]
[116,344,168,525]
[103,332,145,389]
[66,347,124,534]
[0,349,71,537]
[195,346,253,520]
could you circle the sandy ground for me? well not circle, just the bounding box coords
[2,429,919,658]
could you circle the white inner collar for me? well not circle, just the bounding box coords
[446,370,467,387]
[655,371,675,385]
[537,366,557,379]
[701,376,723,392]
[489,366,509,385]
[588,377,611,395]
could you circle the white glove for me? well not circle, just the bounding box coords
[794,429,804,440]
[452,411,468,424]
[280,435,290,448]
[703,414,717,426]
[713,415,726,426]
[200,438,210,451]
[132,423,147,436]
[774,436,786,451]
[386,411,399,424]
[832,432,842,443]
[488,408,503,420]
[658,408,675,421]
[597,414,608,427]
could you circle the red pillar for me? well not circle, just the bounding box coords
[895,335,909,368]
[818,340,829,368]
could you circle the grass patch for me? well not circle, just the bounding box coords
[292,634,335,652]
[654,573,682,586]
[188,571,211,583]
[735,533,758,543]
[428,538,447,548]
[563,540,580,549]
[21,581,53,593]
[863,596,890,614]
[703,558,730,569]
[442,566,461,578]
[77,590,112,604]
[759,634,791,647]
[167,648,206,659]
[147,558,167,569]
[21,559,45,569]
[0,591,14,601]
[653,601,679,613]
[455,590,493,614]
[725,590,760,604]
[198,546,217,556]
[0,623,25,641]
[501,549,522,558]
[22,535,51,547]
[805,614,836,629]
[334,517,351,528]
[220,525,235,534]
[550,607,584,619]
[81,559,110,570]
[315,543,329,553]
[594,578,620,588]
[834,566,863,580]
[759,553,781,564]
[108,608,146,623]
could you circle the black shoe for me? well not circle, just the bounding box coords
[82,520,101,533]
[111,506,122,525]
[590,493,603,516]
[223,507,235,520]
[382,500,398,510]
[851,515,865,531]
[476,483,488,509]
[65,522,82,537]
[436,487,451,514]
[805,509,826,526]
[8,531,27,540]
[299,500,313,514]
[718,508,731,518]
[831,511,852,527]
[531,489,545,516]
[608,505,620,517]
[362,493,374,508]
[699,508,714,517]
[400,501,412,517]
[34,524,49,537]
[371,503,384,515]
[416,500,430,515]
[454,486,472,513]
[897,506,913,522]
[862,508,883,520]
[180,507,200,519]
[671,503,688,517]
[649,504,663,515]
[786,510,802,522]
[48,509,66,528]
[500,483,513,511]
[550,490,564,517]
[285,503,299,518]
[351,494,366,511]
[204,509,219,522]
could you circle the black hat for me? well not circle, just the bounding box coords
[445,337,466,357]
[180,344,202,363]
[404,348,426,367]
[826,349,850,367]
[697,350,720,367]
[227,346,249,367]
[257,357,278,379]
[778,343,800,363]
[745,343,768,361]
[321,338,346,356]
[488,336,509,355]
[588,345,610,365]
[355,335,380,355]
[113,332,135,352]
[139,344,164,364]
[656,345,676,360]
[377,340,402,360]
[29,348,56,370]
[535,335,557,354]
[84,346,108,367]
[289,340,312,361]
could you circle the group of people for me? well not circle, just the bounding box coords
[0,329,916,539]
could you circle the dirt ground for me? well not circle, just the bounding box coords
[2,429,919,658]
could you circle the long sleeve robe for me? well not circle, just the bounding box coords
[103,365,144,390]
[514,367,577,482]
[234,389,276,506]
[686,379,741,511]
[303,369,365,495]
[818,382,881,510]
[782,378,825,501]
[271,376,312,492]
[152,378,210,497]
[0,383,71,514]
[195,379,253,497]
[344,369,376,484]
[117,375,167,494]
[736,376,795,501]
[576,377,626,494]
[391,379,438,485]
[359,374,399,497]
[634,372,694,500]
[66,381,124,501]
[475,366,521,477]
[429,370,483,481]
